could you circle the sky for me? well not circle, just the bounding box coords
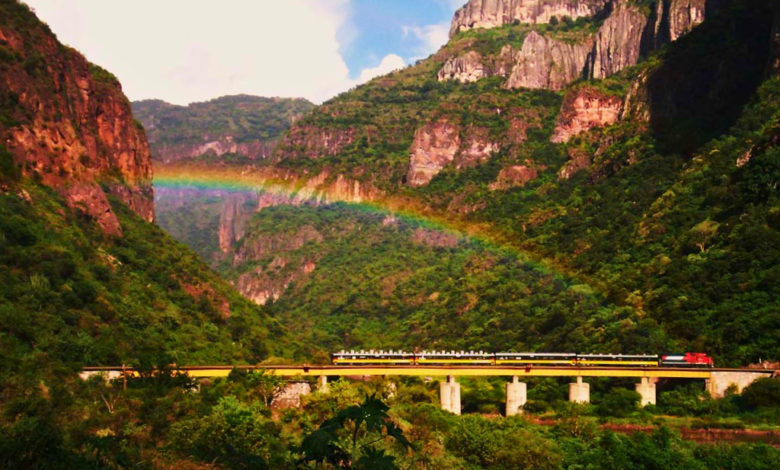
[25,0,465,106]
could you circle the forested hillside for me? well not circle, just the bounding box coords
[155,0,780,366]
[0,2,279,463]
[133,95,314,163]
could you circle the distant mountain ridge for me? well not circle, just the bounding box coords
[133,95,314,163]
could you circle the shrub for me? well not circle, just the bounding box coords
[0,144,20,183]
[595,389,641,418]
[740,378,780,411]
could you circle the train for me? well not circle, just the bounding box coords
[331,350,715,368]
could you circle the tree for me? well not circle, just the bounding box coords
[299,394,412,470]
[740,378,780,410]
[595,389,641,418]
[690,220,720,253]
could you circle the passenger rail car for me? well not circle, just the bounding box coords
[331,350,715,368]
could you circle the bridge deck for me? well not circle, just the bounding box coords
[75,365,776,380]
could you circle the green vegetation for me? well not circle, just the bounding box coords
[88,63,119,86]
[5,370,780,469]
[233,1,780,367]
[238,204,670,360]
[0,183,278,374]
[132,95,315,152]
[0,143,20,183]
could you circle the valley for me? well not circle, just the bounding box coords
[1,0,780,468]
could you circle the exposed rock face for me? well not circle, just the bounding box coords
[559,147,593,179]
[551,87,623,143]
[407,120,462,187]
[234,225,323,305]
[443,0,716,92]
[450,0,608,37]
[437,51,488,83]
[586,2,647,79]
[0,5,153,235]
[411,228,461,248]
[275,125,357,160]
[459,127,500,167]
[505,31,590,90]
[218,192,260,254]
[489,165,539,190]
[405,120,505,187]
[668,0,706,41]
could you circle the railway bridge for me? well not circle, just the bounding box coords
[80,365,778,416]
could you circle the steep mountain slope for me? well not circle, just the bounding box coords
[0,0,276,394]
[269,0,779,365]
[0,1,153,236]
[147,0,780,366]
[133,95,314,163]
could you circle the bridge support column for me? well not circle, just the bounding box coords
[569,376,590,404]
[440,376,461,415]
[635,377,657,407]
[318,375,329,393]
[506,376,527,417]
[706,371,770,398]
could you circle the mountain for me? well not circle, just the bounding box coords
[154,0,780,366]
[0,0,277,392]
[0,1,153,236]
[132,95,315,163]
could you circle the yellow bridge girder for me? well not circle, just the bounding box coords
[81,365,724,380]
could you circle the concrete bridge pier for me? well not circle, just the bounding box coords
[318,375,329,393]
[440,375,462,415]
[706,371,770,398]
[506,376,527,416]
[635,377,657,406]
[569,376,590,404]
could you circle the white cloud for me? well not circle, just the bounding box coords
[402,23,450,60]
[26,0,355,105]
[358,54,406,82]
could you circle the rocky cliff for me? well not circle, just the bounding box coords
[450,0,608,37]
[442,0,716,92]
[504,31,591,90]
[133,96,314,163]
[551,86,623,143]
[0,2,153,235]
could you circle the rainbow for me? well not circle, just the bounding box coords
[153,162,591,286]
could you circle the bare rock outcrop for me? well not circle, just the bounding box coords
[218,192,261,254]
[505,31,591,90]
[438,51,488,83]
[559,147,593,179]
[443,0,715,92]
[668,0,706,41]
[275,125,357,160]
[586,1,648,79]
[551,87,623,143]
[459,127,501,167]
[489,165,539,190]
[450,0,608,37]
[0,6,153,236]
[407,120,462,187]
[233,226,323,305]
